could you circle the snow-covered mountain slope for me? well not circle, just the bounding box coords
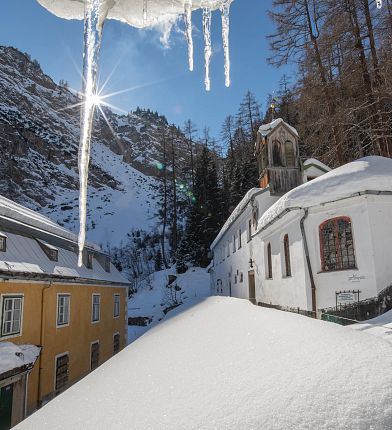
[0,46,190,246]
[16,297,392,430]
[128,267,210,343]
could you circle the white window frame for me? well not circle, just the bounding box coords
[56,294,70,328]
[90,340,100,370]
[113,294,120,318]
[1,294,24,338]
[92,294,101,323]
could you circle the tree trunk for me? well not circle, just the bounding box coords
[161,130,169,269]
[170,128,178,254]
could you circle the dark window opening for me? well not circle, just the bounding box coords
[267,243,273,279]
[55,354,69,394]
[0,236,6,252]
[283,234,291,277]
[87,252,93,269]
[113,333,120,355]
[105,256,111,272]
[284,141,295,167]
[90,342,99,370]
[272,141,282,166]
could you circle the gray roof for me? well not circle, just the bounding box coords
[0,195,128,286]
[0,195,99,251]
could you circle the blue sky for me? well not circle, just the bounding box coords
[0,0,293,138]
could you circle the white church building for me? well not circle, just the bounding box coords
[210,118,392,319]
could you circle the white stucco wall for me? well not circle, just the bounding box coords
[211,190,392,313]
[366,195,392,295]
[211,191,278,300]
[305,196,378,310]
[252,211,310,310]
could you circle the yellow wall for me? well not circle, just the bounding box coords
[0,280,127,413]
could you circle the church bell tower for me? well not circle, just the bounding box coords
[255,118,302,196]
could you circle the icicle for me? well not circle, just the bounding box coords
[78,0,109,267]
[184,0,194,72]
[220,0,231,87]
[202,7,212,91]
[143,0,148,24]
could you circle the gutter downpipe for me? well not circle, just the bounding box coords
[37,281,53,408]
[300,208,317,317]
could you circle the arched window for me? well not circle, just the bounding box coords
[267,243,273,279]
[284,141,295,167]
[319,217,356,272]
[283,234,291,277]
[272,140,282,166]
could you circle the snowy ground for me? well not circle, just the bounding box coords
[351,309,392,343]
[127,267,210,344]
[16,297,392,430]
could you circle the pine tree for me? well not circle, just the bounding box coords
[180,147,222,267]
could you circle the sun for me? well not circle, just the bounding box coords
[90,93,103,106]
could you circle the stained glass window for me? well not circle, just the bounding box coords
[320,217,356,271]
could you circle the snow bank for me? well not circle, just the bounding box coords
[37,0,229,28]
[16,297,392,429]
[0,342,40,375]
[258,156,392,231]
[351,309,392,344]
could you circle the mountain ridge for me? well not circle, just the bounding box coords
[0,45,190,247]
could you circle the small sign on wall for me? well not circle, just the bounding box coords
[335,290,360,308]
[348,274,365,283]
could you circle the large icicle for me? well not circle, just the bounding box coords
[184,0,194,71]
[202,7,212,91]
[220,0,231,87]
[143,0,148,24]
[78,0,109,267]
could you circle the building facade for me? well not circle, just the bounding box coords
[0,195,128,428]
[211,119,392,320]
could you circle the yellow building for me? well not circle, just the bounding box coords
[0,195,128,429]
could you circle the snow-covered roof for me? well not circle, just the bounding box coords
[211,188,266,249]
[0,229,127,285]
[258,118,299,138]
[258,156,392,232]
[15,297,392,429]
[303,158,331,173]
[0,195,99,251]
[0,195,128,285]
[0,342,40,376]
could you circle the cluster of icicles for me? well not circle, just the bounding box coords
[46,0,233,266]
